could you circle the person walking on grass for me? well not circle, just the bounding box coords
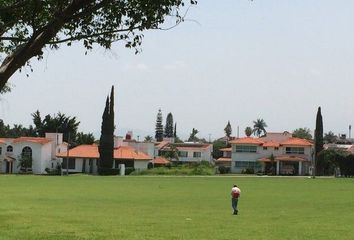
[231,184,241,215]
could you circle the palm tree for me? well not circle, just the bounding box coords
[252,119,268,137]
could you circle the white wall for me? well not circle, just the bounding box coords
[134,160,149,170]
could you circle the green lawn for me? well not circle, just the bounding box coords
[0,175,354,240]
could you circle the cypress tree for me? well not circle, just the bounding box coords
[155,109,164,142]
[314,106,324,176]
[174,123,177,138]
[98,86,115,173]
[224,121,232,139]
[164,112,174,138]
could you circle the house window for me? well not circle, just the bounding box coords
[285,147,304,154]
[62,158,76,169]
[7,145,13,152]
[22,146,32,158]
[263,147,268,150]
[235,145,257,153]
[275,147,279,150]
[0,147,2,155]
[178,151,188,157]
[193,152,201,158]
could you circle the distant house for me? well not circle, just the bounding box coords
[0,133,67,174]
[215,147,232,167]
[156,142,213,163]
[229,132,313,175]
[57,145,152,174]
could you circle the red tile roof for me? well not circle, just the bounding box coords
[57,144,99,159]
[263,141,280,147]
[151,157,170,165]
[57,145,152,161]
[215,157,231,162]
[229,137,264,145]
[114,146,151,160]
[13,137,52,145]
[219,147,232,152]
[281,138,313,146]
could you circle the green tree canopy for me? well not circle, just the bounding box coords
[155,108,164,142]
[324,131,337,143]
[292,127,312,140]
[188,128,199,142]
[245,127,252,137]
[164,112,174,138]
[0,0,197,91]
[224,121,232,138]
[252,119,267,137]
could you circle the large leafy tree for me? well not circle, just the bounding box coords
[0,0,197,91]
[188,128,199,142]
[314,107,324,176]
[252,119,267,137]
[324,131,337,143]
[244,127,252,137]
[164,112,174,138]
[99,86,115,170]
[31,110,80,144]
[224,121,232,139]
[155,108,163,142]
[292,127,312,140]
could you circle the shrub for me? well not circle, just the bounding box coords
[125,167,135,175]
[98,168,120,176]
[241,168,254,174]
[218,166,231,174]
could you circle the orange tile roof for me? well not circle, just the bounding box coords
[229,137,264,145]
[219,147,232,152]
[57,145,152,161]
[13,137,52,145]
[57,144,99,159]
[151,157,170,165]
[215,157,231,162]
[114,146,152,161]
[263,141,280,147]
[281,138,313,146]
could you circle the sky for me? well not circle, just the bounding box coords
[1,0,354,140]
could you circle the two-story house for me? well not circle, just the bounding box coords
[229,132,313,175]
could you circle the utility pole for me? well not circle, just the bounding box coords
[66,132,70,176]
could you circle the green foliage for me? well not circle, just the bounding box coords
[212,140,228,159]
[252,119,267,137]
[0,0,197,91]
[155,108,164,142]
[31,110,80,143]
[314,107,324,175]
[17,155,32,172]
[245,126,252,137]
[144,135,153,142]
[76,132,95,145]
[292,127,312,140]
[241,168,255,174]
[188,128,199,142]
[224,121,232,138]
[164,112,174,138]
[132,162,214,175]
[99,86,114,172]
[0,119,37,137]
[97,168,120,176]
[324,131,337,143]
[218,165,231,174]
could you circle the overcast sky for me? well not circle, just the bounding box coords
[1,0,354,140]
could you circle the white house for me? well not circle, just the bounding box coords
[156,142,213,163]
[57,144,152,174]
[229,132,313,175]
[0,133,67,174]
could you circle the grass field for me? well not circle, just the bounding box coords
[0,175,354,240]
